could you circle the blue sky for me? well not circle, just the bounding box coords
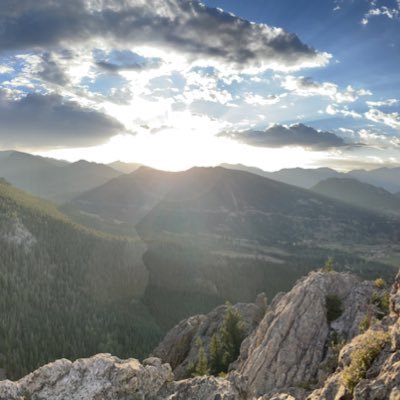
[0,0,399,171]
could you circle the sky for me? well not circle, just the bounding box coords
[0,0,399,171]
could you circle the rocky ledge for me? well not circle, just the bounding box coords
[1,270,399,400]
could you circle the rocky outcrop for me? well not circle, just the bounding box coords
[152,294,267,379]
[308,271,400,400]
[159,374,245,399]
[1,271,399,400]
[0,354,173,400]
[236,271,377,397]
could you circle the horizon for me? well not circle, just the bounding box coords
[3,148,400,173]
[0,1,399,171]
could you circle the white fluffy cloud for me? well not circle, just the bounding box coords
[362,0,400,24]
[357,129,400,147]
[365,108,400,128]
[282,76,371,103]
[366,98,399,107]
[326,104,363,119]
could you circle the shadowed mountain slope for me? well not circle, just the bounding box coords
[0,151,121,202]
[313,177,400,216]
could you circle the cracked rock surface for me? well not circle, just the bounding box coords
[2,271,400,400]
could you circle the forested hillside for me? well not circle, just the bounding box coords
[0,179,162,379]
[67,167,400,330]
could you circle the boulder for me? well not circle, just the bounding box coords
[0,354,173,400]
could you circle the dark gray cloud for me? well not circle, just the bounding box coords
[0,0,327,70]
[0,92,123,149]
[95,60,162,73]
[220,123,347,150]
[37,52,70,85]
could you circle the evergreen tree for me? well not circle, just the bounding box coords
[193,337,209,376]
[219,305,245,372]
[209,333,223,375]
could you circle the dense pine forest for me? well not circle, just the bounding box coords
[0,179,162,379]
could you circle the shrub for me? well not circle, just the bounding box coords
[341,330,389,394]
[322,258,334,272]
[326,294,343,322]
[371,291,390,318]
[374,278,386,289]
[324,331,345,372]
[358,315,370,333]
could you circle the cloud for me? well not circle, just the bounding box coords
[0,0,329,72]
[326,104,363,119]
[0,65,13,74]
[357,129,400,148]
[94,50,163,73]
[282,76,371,103]
[365,108,400,128]
[37,52,70,85]
[243,93,282,106]
[219,123,348,150]
[0,91,124,149]
[362,1,400,24]
[366,98,399,107]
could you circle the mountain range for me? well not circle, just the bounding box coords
[66,165,399,325]
[222,163,400,192]
[0,151,122,202]
[1,150,400,381]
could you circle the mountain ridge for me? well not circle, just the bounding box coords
[312,177,400,216]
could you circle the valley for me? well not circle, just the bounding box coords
[1,153,400,381]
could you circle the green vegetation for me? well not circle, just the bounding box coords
[342,330,389,394]
[193,338,209,376]
[217,305,246,372]
[323,257,334,272]
[0,181,163,379]
[374,278,386,288]
[324,331,345,373]
[326,294,343,322]
[193,305,245,377]
[371,291,390,318]
[359,315,371,333]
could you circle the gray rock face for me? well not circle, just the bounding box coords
[237,271,362,396]
[152,296,267,379]
[2,271,400,400]
[159,375,244,400]
[152,315,207,372]
[0,354,173,400]
[309,271,400,400]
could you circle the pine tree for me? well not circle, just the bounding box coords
[193,337,209,376]
[216,304,246,374]
[209,333,223,375]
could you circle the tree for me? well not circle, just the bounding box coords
[209,334,223,375]
[219,305,245,373]
[323,257,334,272]
[193,337,209,376]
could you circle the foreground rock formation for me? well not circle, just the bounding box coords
[0,354,173,400]
[237,271,377,397]
[152,293,267,379]
[308,271,400,400]
[0,270,399,400]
